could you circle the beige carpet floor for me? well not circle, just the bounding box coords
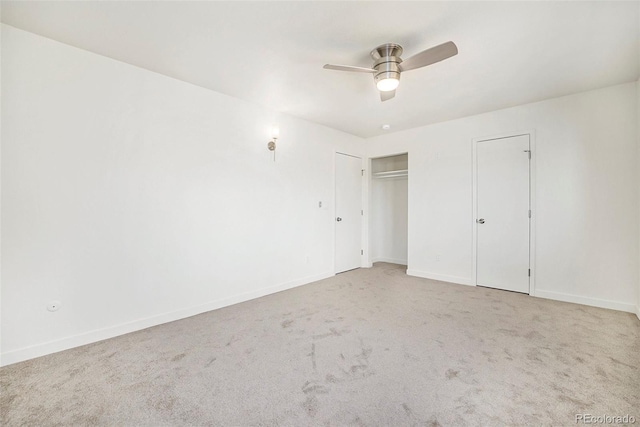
[1,263,639,426]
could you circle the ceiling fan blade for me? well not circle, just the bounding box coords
[380,89,396,102]
[398,41,458,72]
[323,64,376,73]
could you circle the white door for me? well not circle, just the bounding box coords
[476,134,530,293]
[335,153,362,273]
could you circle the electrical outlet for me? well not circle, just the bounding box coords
[47,300,62,312]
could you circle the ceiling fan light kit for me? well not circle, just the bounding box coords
[376,78,399,92]
[372,43,402,92]
[323,41,458,102]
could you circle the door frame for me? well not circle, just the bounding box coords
[333,151,365,274]
[471,130,536,296]
[366,151,409,268]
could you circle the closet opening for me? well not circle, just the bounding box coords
[369,153,408,271]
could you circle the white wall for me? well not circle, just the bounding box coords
[367,82,639,313]
[0,25,364,365]
[370,177,408,265]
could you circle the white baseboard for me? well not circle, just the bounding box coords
[372,257,407,266]
[0,271,334,367]
[406,269,473,286]
[534,289,637,314]
[405,271,636,315]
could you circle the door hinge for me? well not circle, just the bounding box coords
[524,150,531,159]
[361,169,364,176]
[361,249,364,255]
[528,269,531,277]
[528,210,531,218]
[361,209,364,216]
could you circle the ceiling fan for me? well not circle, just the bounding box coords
[323,41,458,102]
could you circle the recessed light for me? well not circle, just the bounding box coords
[381,124,391,130]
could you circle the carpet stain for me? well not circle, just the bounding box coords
[309,343,317,371]
[402,403,412,416]
[358,342,372,360]
[608,357,637,370]
[525,330,545,340]
[349,364,367,374]
[446,369,459,379]
[558,394,591,407]
[302,395,318,417]
[302,381,328,394]
[313,327,347,340]
[526,348,544,363]
[325,374,339,383]
[503,348,513,360]
[171,353,186,362]
[157,396,176,411]
[68,367,84,377]
[281,319,294,328]
[3,394,17,407]
[350,416,367,426]
[204,357,216,367]
[405,353,420,361]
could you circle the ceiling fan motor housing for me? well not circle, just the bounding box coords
[371,43,403,87]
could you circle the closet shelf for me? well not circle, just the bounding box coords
[372,169,408,179]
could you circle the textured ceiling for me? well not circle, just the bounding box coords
[2,1,639,138]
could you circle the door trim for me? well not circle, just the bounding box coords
[471,130,536,296]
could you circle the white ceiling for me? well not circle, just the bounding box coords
[2,1,639,138]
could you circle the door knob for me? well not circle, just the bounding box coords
[476,218,485,224]
[336,217,342,222]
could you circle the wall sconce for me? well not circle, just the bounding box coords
[268,124,279,161]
